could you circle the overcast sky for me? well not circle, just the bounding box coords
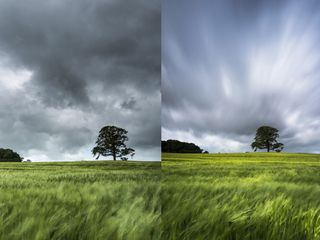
[162,0,320,153]
[0,0,160,161]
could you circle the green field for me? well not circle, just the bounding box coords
[0,161,161,240]
[3,154,320,239]
[162,153,320,240]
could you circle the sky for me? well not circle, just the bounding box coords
[162,0,320,153]
[0,0,160,161]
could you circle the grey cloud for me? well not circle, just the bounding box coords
[162,0,320,153]
[0,0,160,161]
[0,0,160,107]
[121,98,138,110]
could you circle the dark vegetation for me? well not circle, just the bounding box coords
[162,139,203,153]
[0,148,22,162]
[92,126,135,161]
[251,126,284,152]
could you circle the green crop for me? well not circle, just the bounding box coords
[0,161,161,240]
[162,153,320,240]
[2,153,320,239]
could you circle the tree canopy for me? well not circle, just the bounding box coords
[162,140,203,153]
[0,148,23,162]
[92,126,135,160]
[251,126,284,152]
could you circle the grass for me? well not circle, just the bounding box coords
[162,152,320,240]
[0,160,161,240]
[3,153,320,239]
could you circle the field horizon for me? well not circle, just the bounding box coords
[18,159,161,163]
[162,151,320,155]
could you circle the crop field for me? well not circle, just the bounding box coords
[0,161,161,240]
[162,153,320,240]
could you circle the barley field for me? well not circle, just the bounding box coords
[0,160,161,240]
[161,153,320,240]
[2,154,320,240]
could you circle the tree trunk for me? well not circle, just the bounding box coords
[112,145,116,160]
[267,141,270,152]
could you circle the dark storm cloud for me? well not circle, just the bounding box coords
[0,0,160,106]
[162,0,320,153]
[121,98,138,110]
[0,0,160,161]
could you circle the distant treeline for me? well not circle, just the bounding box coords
[0,148,22,162]
[162,140,203,153]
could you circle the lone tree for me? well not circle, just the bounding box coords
[251,126,284,152]
[92,126,135,160]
